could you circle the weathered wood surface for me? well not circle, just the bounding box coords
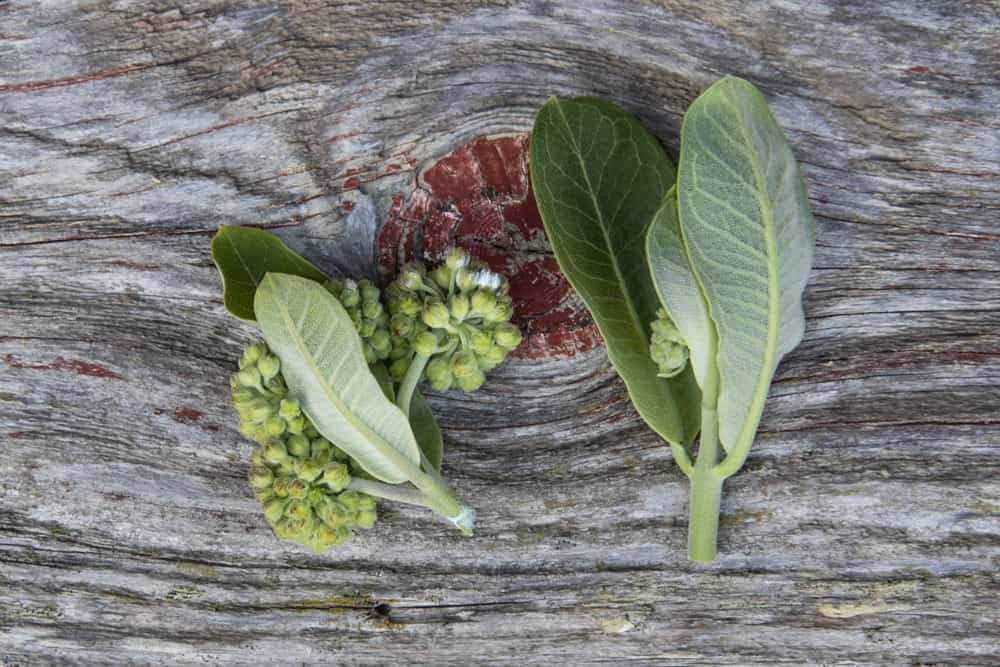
[2,1,999,664]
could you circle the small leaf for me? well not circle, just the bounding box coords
[676,76,815,456]
[370,363,442,471]
[647,186,717,394]
[254,274,421,483]
[211,225,328,320]
[530,96,701,445]
[408,389,443,472]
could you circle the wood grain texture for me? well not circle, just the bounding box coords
[1,1,998,665]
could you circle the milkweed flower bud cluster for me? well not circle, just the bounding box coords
[230,343,305,444]
[324,278,392,363]
[649,308,689,378]
[383,247,523,392]
[234,343,378,552]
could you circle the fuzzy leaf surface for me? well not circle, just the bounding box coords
[677,76,815,455]
[255,274,421,483]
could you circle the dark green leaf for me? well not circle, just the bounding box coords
[530,96,701,445]
[211,225,328,320]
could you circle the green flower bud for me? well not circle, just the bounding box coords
[456,368,486,392]
[314,523,352,548]
[399,264,425,291]
[337,491,365,512]
[362,343,377,365]
[429,370,453,392]
[257,355,280,381]
[264,440,288,465]
[287,478,310,500]
[445,247,471,270]
[285,415,305,435]
[316,497,348,528]
[362,299,383,320]
[649,309,689,378]
[422,301,451,329]
[231,389,256,406]
[389,357,411,382]
[369,330,391,356]
[320,463,350,492]
[494,322,523,350]
[484,301,512,324]
[359,319,377,338]
[429,266,452,291]
[390,313,413,337]
[398,294,421,317]
[426,356,452,386]
[450,350,478,379]
[297,459,323,482]
[271,475,293,498]
[356,509,377,529]
[324,278,344,297]
[413,331,440,356]
[238,366,262,390]
[339,279,360,307]
[278,398,300,420]
[284,433,309,458]
[246,400,272,423]
[455,267,477,292]
[264,415,286,438]
[263,498,287,524]
[469,289,497,317]
[251,446,266,467]
[358,279,381,304]
[285,500,312,522]
[484,344,508,366]
[241,343,267,368]
[469,330,493,355]
[248,465,273,489]
[449,293,470,321]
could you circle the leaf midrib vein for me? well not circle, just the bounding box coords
[551,99,649,345]
[272,281,415,479]
[723,90,782,452]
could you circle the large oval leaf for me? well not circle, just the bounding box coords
[677,77,815,456]
[531,97,701,445]
[212,225,328,320]
[254,273,421,483]
[647,186,717,395]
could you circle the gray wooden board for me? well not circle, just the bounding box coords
[1,1,998,665]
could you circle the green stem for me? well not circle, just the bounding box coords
[688,405,724,562]
[346,478,435,508]
[396,352,430,418]
[687,331,724,562]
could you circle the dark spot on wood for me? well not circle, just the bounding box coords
[905,65,930,75]
[106,259,161,271]
[2,354,123,380]
[376,134,600,360]
[173,408,206,424]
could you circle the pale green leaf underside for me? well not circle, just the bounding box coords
[531,96,700,445]
[254,274,421,483]
[647,186,717,398]
[677,76,815,453]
